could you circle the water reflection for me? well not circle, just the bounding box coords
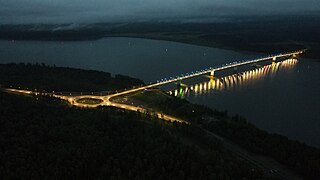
[169,59,298,97]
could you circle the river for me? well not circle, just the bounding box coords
[1,37,319,147]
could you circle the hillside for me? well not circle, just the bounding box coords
[0,91,269,179]
[0,63,144,92]
[1,64,319,179]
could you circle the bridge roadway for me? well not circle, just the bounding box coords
[5,88,187,123]
[5,50,305,123]
[3,50,306,179]
[62,49,305,102]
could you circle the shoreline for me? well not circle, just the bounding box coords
[1,33,318,60]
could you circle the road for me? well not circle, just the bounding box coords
[3,50,307,179]
[4,50,305,124]
[5,88,187,124]
[53,50,306,104]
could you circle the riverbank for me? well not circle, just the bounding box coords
[1,61,319,179]
[0,72,304,180]
[1,21,319,59]
[112,88,319,179]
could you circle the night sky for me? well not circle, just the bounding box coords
[0,0,319,24]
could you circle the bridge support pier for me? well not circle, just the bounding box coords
[272,57,277,65]
[210,70,215,76]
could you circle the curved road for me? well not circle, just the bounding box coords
[4,50,306,179]
[5,50,305,124]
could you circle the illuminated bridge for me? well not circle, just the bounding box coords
[169,58,298,97]
[155,49,305,84]
[5,49,306,123]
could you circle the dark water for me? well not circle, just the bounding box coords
[0,38,319,147]
[0,38,257,82]
[170,59,320,147]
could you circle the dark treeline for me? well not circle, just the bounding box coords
[206,116,320,180]
[166,97,320,180]
[1,19,320,44]
[131,90,320,180]
[0,91,269,179]
[1,18,319,59]
[0,63,144,92]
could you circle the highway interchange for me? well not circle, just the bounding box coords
[3,50,306,180]
[5,49,305,124]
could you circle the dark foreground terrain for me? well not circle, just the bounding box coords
[0,64,319,179]
[0,90,270,179]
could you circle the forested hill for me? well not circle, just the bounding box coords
[125,90,320,180]
[0,91,269,179]
[0,63,144,92]
[1,64,319,179]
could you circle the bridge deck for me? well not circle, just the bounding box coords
[4,49,306,123]
[155,49,305,86]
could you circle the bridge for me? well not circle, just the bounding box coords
[170,58,298,97]
[5,49,306,123]
[155,49,305,82]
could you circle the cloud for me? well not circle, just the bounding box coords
[0,0,319,24]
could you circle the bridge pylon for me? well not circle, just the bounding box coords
[272,57,277,61]
[210,70,215,76]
